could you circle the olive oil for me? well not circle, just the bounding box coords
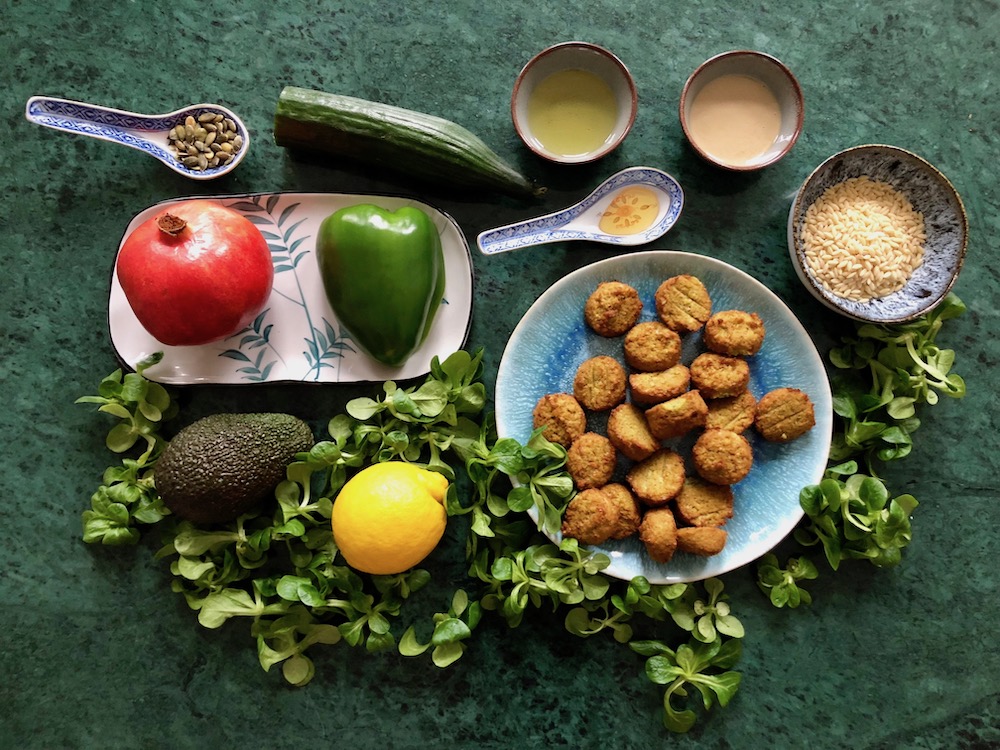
[598,186,660,235]
[527,69,617,157]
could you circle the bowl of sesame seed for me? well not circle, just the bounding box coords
[787,144,967,324]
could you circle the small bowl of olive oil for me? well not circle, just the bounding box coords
[512,41,638,164]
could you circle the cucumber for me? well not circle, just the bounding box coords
[273,86,543,198]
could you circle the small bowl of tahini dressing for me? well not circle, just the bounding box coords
[680,50,804,171]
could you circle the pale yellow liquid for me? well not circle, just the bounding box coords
[598,186,660,235]
[527,69,618,157]
[687,74,782,165]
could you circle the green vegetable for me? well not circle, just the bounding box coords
[399,589,481,668]
[74,297,974,734]
[796,462,918,570]
[756,553,818,608]
[631,637,743,733]
[273,86,543,198]
[317,204,446,367]
[155,413,315,524]
[827,293,966,469]
[75,353,175,545]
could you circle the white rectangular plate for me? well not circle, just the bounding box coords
[109,193,474,384]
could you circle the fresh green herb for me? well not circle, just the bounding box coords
[756,553,818,608]
[631,636,743,733]
[472,538,611,628]
[399,589,481,667]
[827,293,966,469]
[795,462,918,570]
[81,295,972,731]
[670,577,744,643]
[76,353,176,545]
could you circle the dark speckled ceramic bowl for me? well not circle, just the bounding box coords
[787,144,967,324]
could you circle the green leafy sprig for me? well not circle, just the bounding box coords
[76,353,176,545]
[827,293,966,469]
[756,553,818,608]
[631,637,743,733]
[795,462,918,570]
[399,589,481,667]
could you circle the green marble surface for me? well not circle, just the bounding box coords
[2,0,998,747]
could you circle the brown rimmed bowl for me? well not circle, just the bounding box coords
[511,41,638,165]
[787,144,968,324]
[679,50,804,171]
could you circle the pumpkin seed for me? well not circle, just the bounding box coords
[168,110,243,170]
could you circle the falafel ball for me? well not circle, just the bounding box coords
[644,390,709,440]
[629,364,691,405]
[567,432,618,490]
[639,507,679,564]
[655,275,712,334]
[692,428,754,485]
[705,390,757,433]
[690,352,751,399]
[573,355,627,411]
[532,393,586,448]
[704,310,766,356]
[626,448,686,506]
[584,281,643,337]
[676,526,728,556]
[603,483,643,540]
[754,387,817,442]
[607,403,660,462]
[623,321,683,372]
[561,488,620,545]
[674,477,735,527]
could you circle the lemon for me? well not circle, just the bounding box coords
[331,462,449,575]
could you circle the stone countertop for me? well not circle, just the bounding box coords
[2,1,997,748]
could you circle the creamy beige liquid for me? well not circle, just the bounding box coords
[687,74,782,165]
[527,69,618,157]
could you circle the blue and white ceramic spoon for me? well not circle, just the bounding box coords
[477,166,684,255]
[25,95,249,180]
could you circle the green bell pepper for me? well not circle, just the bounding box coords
[316,204,446,367]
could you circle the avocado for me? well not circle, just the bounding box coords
[155,413,314,524]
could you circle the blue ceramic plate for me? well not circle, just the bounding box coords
[494,251,833,583]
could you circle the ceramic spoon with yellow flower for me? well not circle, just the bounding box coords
[476,166,684,255]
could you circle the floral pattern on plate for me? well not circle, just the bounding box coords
[109,193,474,385]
